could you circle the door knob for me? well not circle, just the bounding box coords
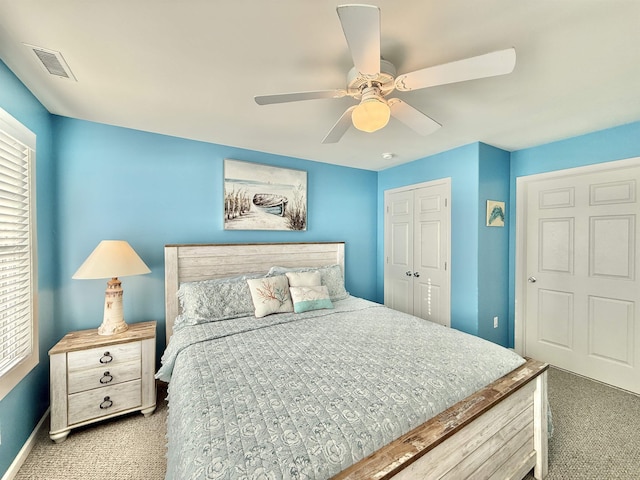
[406,271,412,276]
[413,272,420,278]
[528,276,537,283]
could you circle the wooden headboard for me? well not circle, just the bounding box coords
[164,242,345,342]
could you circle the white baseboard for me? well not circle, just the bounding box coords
[1,408,49,480]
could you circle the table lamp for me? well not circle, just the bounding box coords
[73,240,151,335]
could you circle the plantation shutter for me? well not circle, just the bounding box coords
[0,128,33,377]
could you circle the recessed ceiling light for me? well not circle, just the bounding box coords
[382,152,394,160]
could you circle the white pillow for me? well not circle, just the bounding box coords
[268,264,349,301]
[285,270,321,287]
[289,285,333,313]
[246,275,294,318]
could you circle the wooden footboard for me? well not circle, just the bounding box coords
[334,358,549,480]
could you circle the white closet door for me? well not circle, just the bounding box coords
[384,189,414,315]
[413,183,450,326]
[385,179,451,326]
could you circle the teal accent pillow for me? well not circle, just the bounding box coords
[289,286,333,313]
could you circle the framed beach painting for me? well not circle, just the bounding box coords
[224,159,307,231]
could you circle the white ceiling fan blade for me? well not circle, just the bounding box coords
[395,48,516,92]
[255,89,347,105]
[337,4,380,76]
[388,99,441,136]
[322,106,356,144]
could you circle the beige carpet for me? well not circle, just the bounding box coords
[524,368,640,480]
[15,369,640,479]
[15,384,168,480]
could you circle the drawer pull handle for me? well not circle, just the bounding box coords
[100,371,113,384]
[100,352,113,364]
[99,396,113,410]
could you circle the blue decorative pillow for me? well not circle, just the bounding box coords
[289,286,333,313]
[268,264,349,301]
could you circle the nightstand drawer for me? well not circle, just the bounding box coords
[68,360,141,394]
[67,341,141,371]
[68,379,142,425]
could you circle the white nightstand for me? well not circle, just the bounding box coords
[49,321,157,443]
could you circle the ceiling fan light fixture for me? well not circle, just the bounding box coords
[352,87,390,133]
[255,6,517,144]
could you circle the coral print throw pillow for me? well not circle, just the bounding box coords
[246,276,294,318]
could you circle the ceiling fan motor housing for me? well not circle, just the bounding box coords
[347,59,397,98]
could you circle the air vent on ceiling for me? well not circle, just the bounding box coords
[23,44,77,81]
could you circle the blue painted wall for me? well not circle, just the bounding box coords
[0,61,58,475]
[478,144,510,345]
[53,116,378,353]
[507,121,640,345]
[377,143,481,336]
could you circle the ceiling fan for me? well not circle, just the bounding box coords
[254,4,516,144]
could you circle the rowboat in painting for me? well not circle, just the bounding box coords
[252,193,288,217]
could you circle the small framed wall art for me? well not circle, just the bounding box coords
[486,200,505,227]
[224,159,307,231]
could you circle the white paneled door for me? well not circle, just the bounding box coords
[519,160,640,394]
[384,179,451,327]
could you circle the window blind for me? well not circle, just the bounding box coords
[0,129,33,377]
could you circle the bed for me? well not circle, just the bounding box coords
[158,242,548,480]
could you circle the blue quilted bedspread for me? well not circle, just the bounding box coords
[157,297,525,480]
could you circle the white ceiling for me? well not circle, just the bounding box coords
[0,1,639,171]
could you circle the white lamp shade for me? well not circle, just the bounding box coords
[73,240,151,279]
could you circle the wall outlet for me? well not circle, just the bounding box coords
[493,316,499,328]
